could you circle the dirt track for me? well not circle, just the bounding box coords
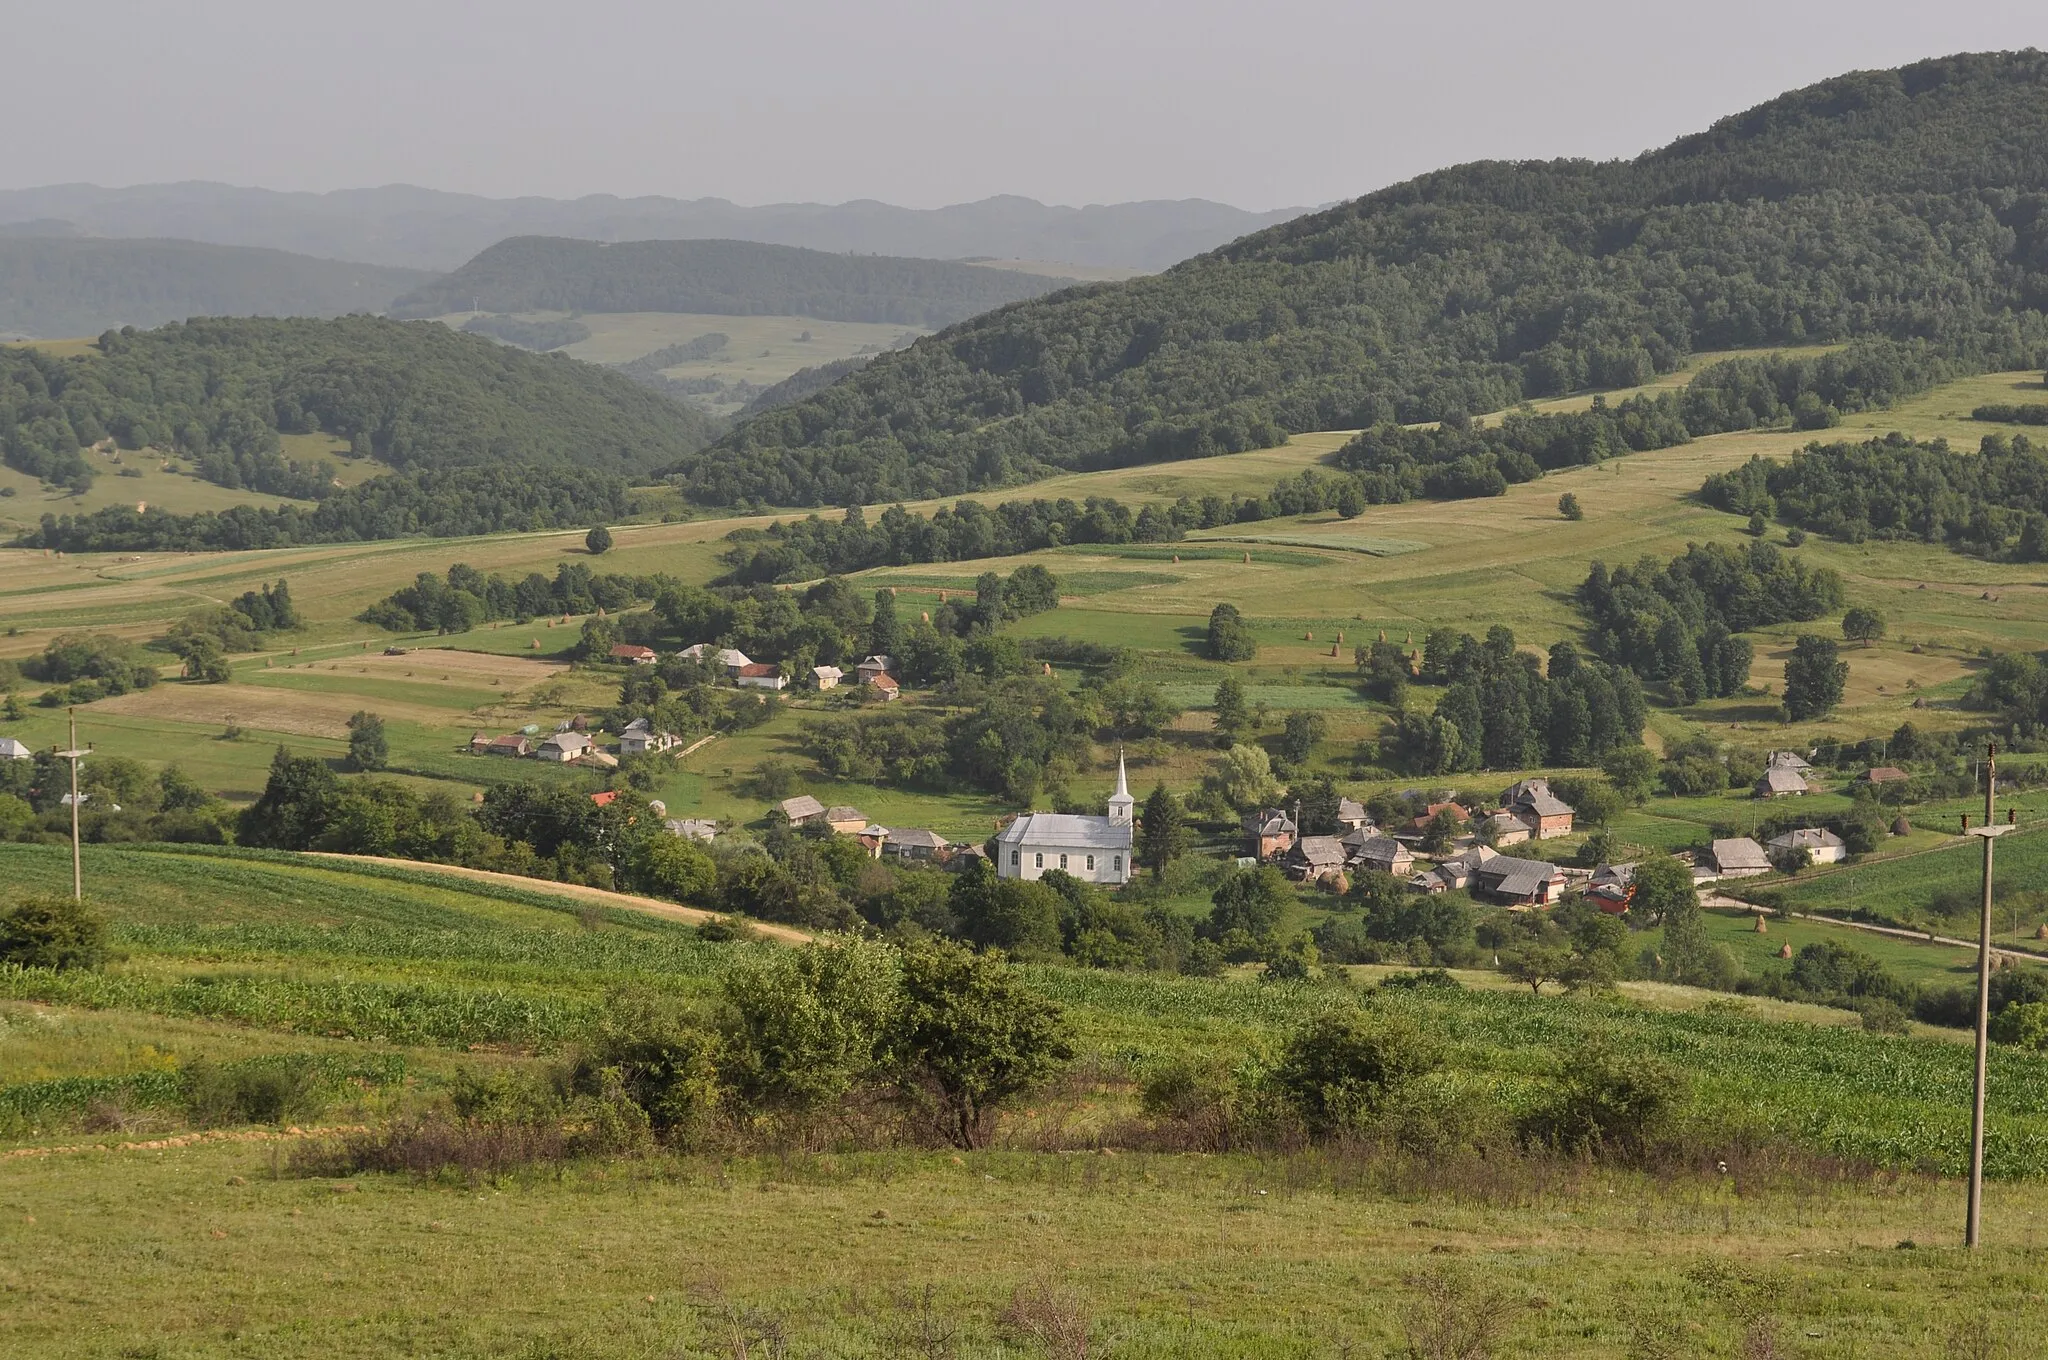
[301,853,813,943]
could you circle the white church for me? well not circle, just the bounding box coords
[994,753,1136,886]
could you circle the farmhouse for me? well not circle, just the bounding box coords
[608,644,658,665]
[868,672,901,701]
[995,753,1134,886]
[1754,767,1809,798]
[883,827,950,862]
[1767,827,1847,865]
[664,818,719,843]
[1478,810,1532,846]
[0,737,32,759]
[1282,835,1347,882]
[1765,750,1814,773]
[536,731,593,762]
[1707,837,1773,879]
[856,655,897,685]
[1335,797,1372,832]
[778,795,826,826]
[734,663,788,691]
[811,665,844,690]
[1857,766,1910,786]
[1471,857,1568,906]
[1243,807,1298,860]
[1499,778,1574,838]
[1347,834,1414,877]
[479,733,532,757]
[715,648,752,675]
[824,805,870,835]
[618,717,679,756]
[1415,844,1496,893]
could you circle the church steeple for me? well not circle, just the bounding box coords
[1107,749,1134,824]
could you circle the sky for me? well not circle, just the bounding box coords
[4,0,2042,210]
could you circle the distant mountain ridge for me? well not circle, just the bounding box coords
[0,236,429,338]
[0,185,1306,273]
[390,236,1078,327]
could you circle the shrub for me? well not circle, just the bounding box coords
[182,1056,328,1127]
[0,895,107,971]
[571,991,724,1143]
[1991,1001,2048,1050]
[891,939,1074,1149]
[1517,1041,1683,1161]
[1270,1007,1439,1137]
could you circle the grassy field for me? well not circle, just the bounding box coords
[5,840,2048,1355]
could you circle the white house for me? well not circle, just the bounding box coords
[734,663,788,691]
[715,647,752,676]
[0,737,32,759]
[536,731,594,763]
[619,717,679,756]
[1767,827,1847,866]
[995,753,1135,886]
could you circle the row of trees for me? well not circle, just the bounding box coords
[361,562,659,633]
[1386,628,1648,775]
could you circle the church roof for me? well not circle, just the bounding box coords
[995,813,1133,852]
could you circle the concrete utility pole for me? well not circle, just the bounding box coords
[1963,741,2012,1249]
[55,707,91,900]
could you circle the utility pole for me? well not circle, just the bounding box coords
[55,707,91,900]
[1963,741,2012,1249]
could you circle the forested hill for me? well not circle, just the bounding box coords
[674,51,2048,508]
[388,237,1077,327]
[0,316,720,491]
[0,236,430,339]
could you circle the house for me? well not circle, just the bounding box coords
[1282,835,1348,882]
[1478,810,1532,846]
[856,655,897,685]
[1471,856,1569,906]
[1334,797,1372,832]
[1347,834,1414,877]
[1416,844,1497,893]
[1499,778,1575,838]
[884,827,951,862]
[824,805,870,835]
[665,818,719,843]
[1589,862,1636,891]
[867,672,901,701]
[1708,837,1773,879]
[536,731,594,762]
[855,825,891,857]
[1243,807,1298,860]
[995,752,1135,886]
[619,717,679,756]
[779,795,827,827]
[0,737,33,760]
[1754,768,1809,799]
[734,663,788,691]
[1765,750,1814,773]
[482,734,532,757]
[677,643,713,663]
[1767,827,1847,866]
[811,665,844,690]
[1857,766,1910,786]
[715,647,752,676]
[1398,802,1469,839]
[609,644,658,665]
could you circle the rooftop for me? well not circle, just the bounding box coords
[995,812,1134,851]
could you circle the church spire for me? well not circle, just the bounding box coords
[1107,749,1134,823]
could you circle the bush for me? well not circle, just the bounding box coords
[1915,984,1976,1028]
[1516,1041,1683,1162]
[182,1056,328,1127]
[571,991,724,1143]
[891,939,1074,1150]
[1270,1007,1439,1137]
[0,895,107,971]
[1991,1001,2048,1050]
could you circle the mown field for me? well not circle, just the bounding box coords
[4,841,2048,1356]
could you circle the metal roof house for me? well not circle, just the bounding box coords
[1754,768,1810,798]
[1766,827,1846,865]
[996,753,1135,885]
[1708,837,1773,878]
[1471,857,1568,906]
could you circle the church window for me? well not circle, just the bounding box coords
[1034,853,1043,868]
[1086,855,1095,871]
[1059,854,1068,870]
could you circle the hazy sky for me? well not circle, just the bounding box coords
[5,1,2042,209]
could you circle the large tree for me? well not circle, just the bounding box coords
[890,940,1074,1150]
[1783,634,1849,720]
[1136,783,1189,878]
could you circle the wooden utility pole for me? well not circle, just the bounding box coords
[55,707,90,900]
[1964,741,2011,1249]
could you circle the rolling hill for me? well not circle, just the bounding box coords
[673,51,2048,507]
[0,236,431,339]
[388,236,1077,327]
[0,185,1303,273]
[1,315,720,512]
